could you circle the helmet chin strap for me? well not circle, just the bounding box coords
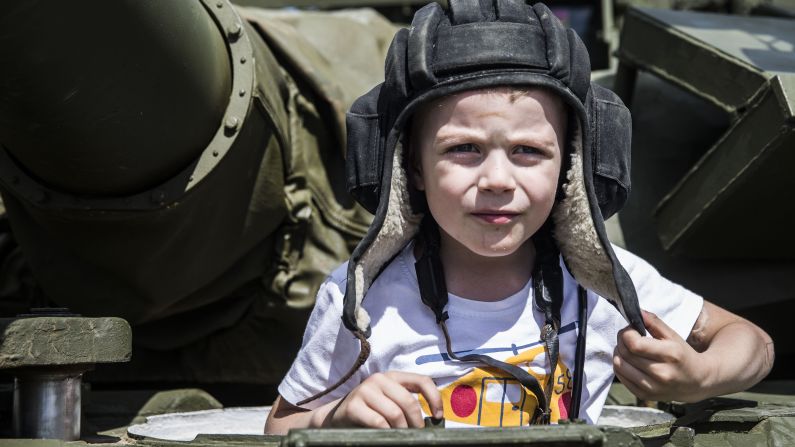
[415,216,588,424]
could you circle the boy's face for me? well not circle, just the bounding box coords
[413,88,565,258]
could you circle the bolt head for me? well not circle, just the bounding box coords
[227,23,242,41]
[224,116,240,132]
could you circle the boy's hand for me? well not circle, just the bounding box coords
[323,371,443,428]
[613,310,709,402]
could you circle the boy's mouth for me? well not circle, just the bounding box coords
[471,212,518,225]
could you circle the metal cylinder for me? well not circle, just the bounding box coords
[12,369,84,440]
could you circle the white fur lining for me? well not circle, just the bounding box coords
[352,141,422,331]
[552,121,622,312]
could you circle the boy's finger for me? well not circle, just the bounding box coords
[642,311,679,341]
[616,337,657,372]
[344,398,390,429]
[615,369,650,402]
[362,392,409,428]
[380,381,425,428]
[619,326,678,361]
[388,371,444,419]
[613,349,654,395]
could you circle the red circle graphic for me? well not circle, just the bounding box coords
[450,384,478,418]
[558,391,572,420]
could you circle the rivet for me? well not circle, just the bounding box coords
[212,150,219,157]
[215,2,223,8]
[188,176,194,183]
[151,190,165,203]
[224,116,239,132]
[239,89,246,97]
[239,56,247,64]
[227,23,242,41]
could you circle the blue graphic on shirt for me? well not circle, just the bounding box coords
[414,321,579,365]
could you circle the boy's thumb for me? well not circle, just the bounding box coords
[642,310,676,340]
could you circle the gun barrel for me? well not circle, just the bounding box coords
[0,0,232,196]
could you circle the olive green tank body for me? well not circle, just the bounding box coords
[0,0,394,385]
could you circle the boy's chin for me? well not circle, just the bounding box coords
[461,239,531,259]
[438,227,534,260]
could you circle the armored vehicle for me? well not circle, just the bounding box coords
[0,0,794,445]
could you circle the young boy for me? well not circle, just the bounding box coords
[265,0,773,432]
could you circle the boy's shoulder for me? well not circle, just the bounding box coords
[327,260,349,286]
[609,244,663,282]
[611,244,647,269]
[313,261,349,311]
[319,246,415,307]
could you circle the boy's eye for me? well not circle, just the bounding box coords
[514,145,543,155]
[447,143,479,153]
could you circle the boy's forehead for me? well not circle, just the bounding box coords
[415,87,568,131]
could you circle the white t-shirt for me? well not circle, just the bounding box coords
[278,243,703,426]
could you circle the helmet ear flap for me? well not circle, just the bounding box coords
[346,28,411,214]
[346,85,384,214]
[587,83,632,220]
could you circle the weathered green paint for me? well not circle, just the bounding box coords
[0,317,131,369]
[616,7,795,258]
[655,74,795,257]
[605,382,639,407]
[616,7,791,113]
[131,390,224,426]
[0,441,66,447]
[281,426,642,446]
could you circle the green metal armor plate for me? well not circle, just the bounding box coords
[615,8,795,258]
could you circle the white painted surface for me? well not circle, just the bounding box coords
[127,406,271,441]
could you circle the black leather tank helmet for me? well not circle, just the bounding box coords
[301,0,646,422]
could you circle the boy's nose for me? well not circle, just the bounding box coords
[477,152,516,192]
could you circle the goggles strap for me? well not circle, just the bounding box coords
[569,285,588,420]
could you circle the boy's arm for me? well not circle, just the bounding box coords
[264,396,333,435]
[265,372,444,434]
[613,301,774,403]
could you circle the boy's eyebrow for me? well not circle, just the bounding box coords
[433,126,484,145]
[476,111,506,119]
[434,127,558,149]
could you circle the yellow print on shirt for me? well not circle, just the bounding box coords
[418,345,573,426]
